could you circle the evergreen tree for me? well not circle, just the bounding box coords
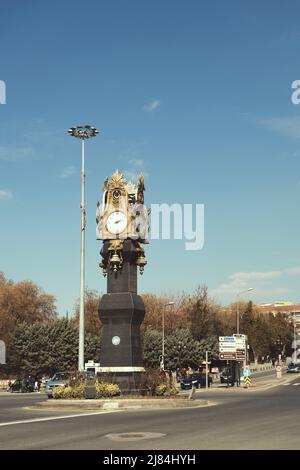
[142,329,162,369]
[189,286,219,341]
[7,319,100,376]
[165,329,202,370]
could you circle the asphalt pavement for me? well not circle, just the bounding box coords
[0,373,299,450]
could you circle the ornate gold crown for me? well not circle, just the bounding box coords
[103,170,127,191]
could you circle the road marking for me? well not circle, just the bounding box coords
[0,410,120,428]
[292,383,300,386]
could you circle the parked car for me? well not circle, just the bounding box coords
[220,368,235,385]
[45,372,71,398]
[180,373,212,390]
[287,363,300,373]
[220,368,244,386]
[9,377,35,393]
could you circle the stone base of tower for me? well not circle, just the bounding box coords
[97,368,146,395]
[98,292,145,394]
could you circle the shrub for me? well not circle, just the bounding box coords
[143,368,167,396]
[155,384,167,396]
[95,381,120,398]
[67,372,85,388]
[52,381,120,399]
[52,385,66,399]
[169,386,179,396]
[53,384,85,399]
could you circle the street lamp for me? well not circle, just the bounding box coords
[68,125,99,371]
[203,350,211,389]
[292,307,300,364]
[161,301,175,371]
[236,288,254,334]
[236,287,254,384]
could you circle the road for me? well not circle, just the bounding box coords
[0,374,299,450]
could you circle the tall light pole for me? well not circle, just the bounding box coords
[68,125,99,371]
[293,306,298,364]
[236,288,254,334]
[205,350,210,389]
[161,301,174,371]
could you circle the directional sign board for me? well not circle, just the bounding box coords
[219,352,246,360]
[219,335,247,361]
[236,350,246,360]
[219,352,237,360]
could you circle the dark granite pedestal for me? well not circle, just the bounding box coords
[98,240,146,394]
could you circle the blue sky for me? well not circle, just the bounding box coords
[1,0,300,315]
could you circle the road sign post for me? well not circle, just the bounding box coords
[227,360,229,388]
[276,365,282,379]
[243,365,252,388]
[243,376,251,388]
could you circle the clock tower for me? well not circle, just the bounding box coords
[96,170,149,393]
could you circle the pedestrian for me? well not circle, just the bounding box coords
[34,379,39,392]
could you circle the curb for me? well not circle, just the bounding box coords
[26,397,211,412]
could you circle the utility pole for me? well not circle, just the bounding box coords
[161,301,174,371]
[205,350,209,389]
[67,125,99,370]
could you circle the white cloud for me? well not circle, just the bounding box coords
[229,271,282,282]
[59,166,77,179]
[259,116,300,140]
[0,189,13,200]
[285,266,300,275]
[124,158,148,182]
[210,270,283,299]
[129,159,144,167]
[123,170,140,182]
[0,145,34,161]
[143,99,161,112]
[211,265,300,302]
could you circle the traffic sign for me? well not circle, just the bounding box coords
[219,347,236,353]
[219,334,247,361]
[219,352,237,360]
[244,376,251,388]
[236,354,246,360]
[219,340,245,347]
[219,342,245,347]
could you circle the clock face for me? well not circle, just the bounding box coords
[106,211,127,235]
[112,336,120,346]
